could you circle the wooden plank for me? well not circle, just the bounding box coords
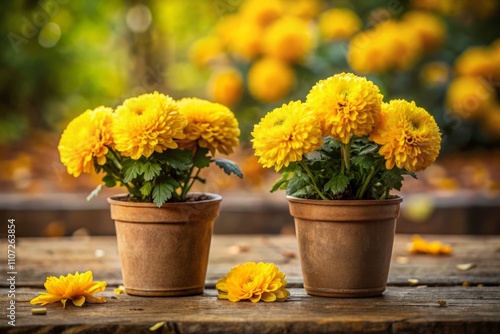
[3,287,499,333]
[1,235,499,288]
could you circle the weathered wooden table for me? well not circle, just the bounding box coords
[1,234,499,333]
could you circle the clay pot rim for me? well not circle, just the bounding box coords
[107,192,222,208]
[286,195,403,206]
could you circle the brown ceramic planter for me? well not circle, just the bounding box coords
[108,193,222,297]
[287,196,402,298]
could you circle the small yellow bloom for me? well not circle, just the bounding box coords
[207,68,244,107]
[112,92,187,160]
[227,21,263,61]
[58,106,114,177]
[419,61,450,86]
[285,0,321,20]
[454,46,498,80]
[248,57,296,102]
[176,97,240,155]
[189,36,224,67]
[30,271,107,308]
[216,262,290,302]
[251,100,322,171]
[306,72,383,144]
[262,16,313,64]
[319,8,362,40]
[370,100,442,172]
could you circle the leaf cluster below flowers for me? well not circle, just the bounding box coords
[272,137,416,200]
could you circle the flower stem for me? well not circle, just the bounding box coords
[340,141,351,174]
[299,160,328,200]
[356,159,383,199]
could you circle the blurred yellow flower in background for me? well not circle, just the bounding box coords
[454,46,499,80]
[189,36,224,67]
[207,68,244,108]
[402,11,446,53]
[177,97,240,155]
[240,0,285,27]
[445,76,496,119]
[30,271,107,308]
[248,57,296,102]
[306,72,382,144]
[58,106,113,177]
[227,21,263,61]
[112,92,187,159]
[285,0,322,20]
[252,100,322,171]
[419,61,450,86]
[319,8,362,40]
[216,262,290,302]
[263,16,314,64]
[370,100,442,172]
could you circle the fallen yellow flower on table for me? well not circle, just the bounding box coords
[216,262,290,302]
[409,235,453,255]
[30,271,107,308]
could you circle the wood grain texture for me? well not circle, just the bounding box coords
[3,287,500,333]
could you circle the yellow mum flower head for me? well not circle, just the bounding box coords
[251,100,322,171]
[58,106,114,177]
[112,92,187,160]
[263,16,314,64]
[285,0,322,20]
[306,72,383,144]
[176,97,240,155]
[248,57,296,102]
[216,262,290,302]
[30,271,107,308]
[445,76,496,120]
[207,68,244,107]
[370,100,442,172]
[240,0,285,27]
[319,8,362,40]
[402,11,446,53]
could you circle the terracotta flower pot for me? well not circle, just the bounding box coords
[287,196,403,298]
[108,193,222,297]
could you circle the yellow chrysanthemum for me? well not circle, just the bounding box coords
[419,61,449,86]
[240,0,284,27]
[370,100,442,172]
[263,16,313,64]
[30,271,107,309]
[251,100,322,171]
[176,98,240,155]
[248,57,296,102]
[112,92,187,160]
[207,68,244,107]
[319,8,362,40]
[58,106,114,177]
[216,262,290,303]
[306,72,383,144]
[445,76,496,120]
[402,11,445,53]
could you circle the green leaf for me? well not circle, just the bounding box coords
[102,174,116,187]
[163,149,192,170]
[141,162,162,181]
[193,147,211,169]
[286,174,310,197]
[324,173,352,195]
[122,159,144,183]
[86,184,103,201]
[358,143,380,155]
[351,155,374,171]
[381,169,405,191]
[152,181,175,207]
[140,181,153,197]
[214,158,243,178]
[270,171,292,193]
